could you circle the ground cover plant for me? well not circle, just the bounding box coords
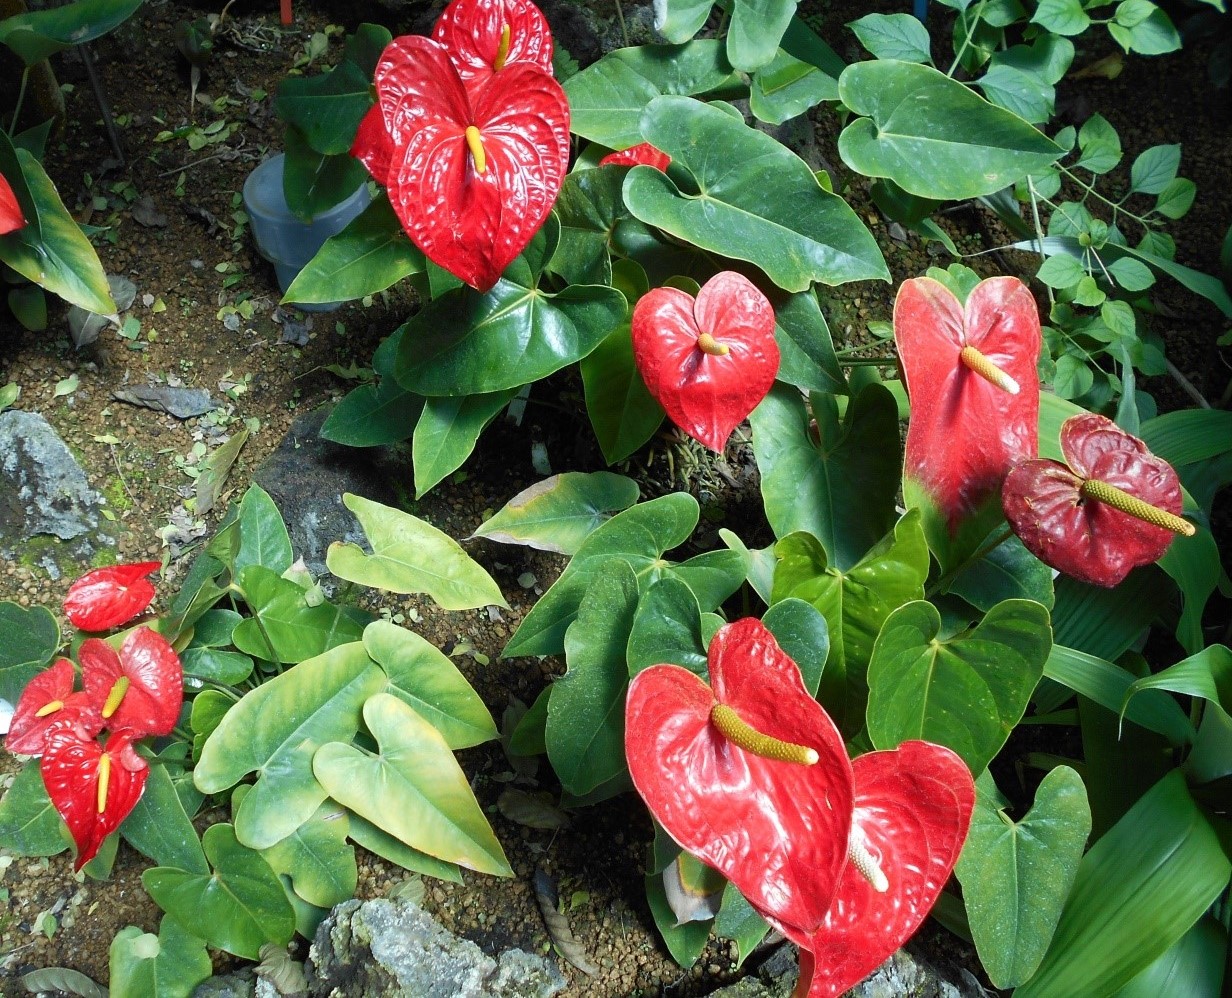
[1,0,1231,993]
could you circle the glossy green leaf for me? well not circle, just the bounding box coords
[769,288,846,396]
[346,813,462,882]
[327,493,507,611]
[1016,772,1231,997]
[626,575,708,677]
[143,823,295,960]
[234,484,293,577]
[232,565,366,663]
[728,0,796,71]
[194,641,385,849]
[750,383,899,570]
[413,389,518,498]
[121,763,208,874]
[772,510,930,732]
[760,598,829,698]
[313,693,513,876]
[1139,409,1232,466]
[564,40,741,148]
[1121,645,1231,721]
[364,619,498,749]
[955,768,1090,988]
[867,599,1050,773]
[276,60,371,155]
[321,325,424,447]
[0,148,114,314]
[108,918,212,998]
[1113,917,1228,997]
[0,762,67,856]
[548,562,640,796]
[472,471,641,556]
[625,97,889,291]
[653,0,713,42]
[646,873,712,967]
[550,168,627,287]
[581,316,667,464]
[0,601,59,704]
[0,0,143,64]
[509,686,549,757]
[1050,568,1159,661]
[1157,526,1220,655]
[181,647,253,685]
[750,48,839,125]
[719,528,776,606]
[949,532,1055,612]
[284,195,425,305]
[715,883,770,967]
[837,60,1062,199]
[0,127,38,238]
[848,13,934,62]
[260,799,356,909]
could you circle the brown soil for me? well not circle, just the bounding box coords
[1,0,1228,994]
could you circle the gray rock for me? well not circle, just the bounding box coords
[306,898,567,998]
[112,385,218,419]
[0,410,116,577]
[191,970,256,998]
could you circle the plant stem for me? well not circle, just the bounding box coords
[947,0,989,78]
[839,357,899,367]
[926,526,1014,597]
[1165,359,1211,409]
[1026,177,1054,308]
[9,66,29,135]
[613,0,629,48]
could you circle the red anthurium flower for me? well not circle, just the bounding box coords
[631,271,779,452]
[1003,413,1193,587]
[81,628,184,739]
[352,103,396,187]
[5,658,102,757]
[373,35,569,292]
[784,742,975,998]
[0,170,26,236]
[626,618,854,933]
[41,722,148,870]
[63,560,161,631]
[433,0,553,86]
[895,277,1040,533]
[599,143,671,171]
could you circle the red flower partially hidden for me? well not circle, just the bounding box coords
[626,619,854,933]
[5,658,102,757]
[895,277,1040,533]
[1003,413,1193,587]
[369,35,569,291]
[41,723,148,870]
[433,0,553,86]
[600,143,671,171]
[63,561,160,632]
[0,171,26,236]
[352,104,395,187]
[786,743,975,998]
[632,272,779,452]
[80,628,183,739]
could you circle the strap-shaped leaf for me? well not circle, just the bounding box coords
[1121,644,1231,721]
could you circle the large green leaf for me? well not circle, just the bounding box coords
[625,97,889,291]
[276,60,371,155]
[313,694,513,876]
[550,167,628,287]
[955,768,1090,988]
[108,918,212,998]
[1050,568,1159,662]
[0,762,68,857]
[326,493,507,611]
[1016,772,1231,997]
[750,48,840,125]
[0,0,143,65]
[728,0,796,71]
[142,824,295,960]
[232,565,366,664]
[751,383,900,570]
[837,60,1062,199]
[769,288,846,395]
[363,619,498,750]
[771,510,930,732]
[120,763,208,874]
[193,641,385,849]
[0,148,114,314]
[0,126,39,239]
[866,599,1050,773]
[1139,409,1232,466]
[626,576,708,677]
[547,562,640,796]
[654,0,713,42]
[259,799,356,909]
[234,483,293,577]
[0,601,59,705]
[282,125,368,222]
[284,195,425,305]
[761,598,829,697]
[949,532,1055,613]
[1121,644,1231,721]
[564,40,742,148]
[413,389,518,498]
[1113,917,1228,998]
[471,471,640,556]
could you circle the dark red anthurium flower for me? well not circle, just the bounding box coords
[0,171,25,236]
[5,658,102,757]
[81,628,184,739]
[626,618,854,933]
[1003,413,1193,588]
[785,742,975,998]
[599,143,671,171]
[631,272,779,452]
[369,35,569,292]
[432,0,554,86]
[40,722,148,870]
[895,277,1040,533]
[63,560,161,632]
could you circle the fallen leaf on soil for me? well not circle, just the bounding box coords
[498,789,569,830]
[20,967,107,997]
[534,867,598,976]
[195,427,249,514]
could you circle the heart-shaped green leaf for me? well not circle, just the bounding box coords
[234,484,293,577]
[750,49,840,125]
[471,471,640,556]
[0,762,68,856]
[626,576,708,677]
[232,565,367,664]
[550,168,628,287]
[120,763,208,874]
[548,562,641,796]
[321,325,424,447]
[837,60,1062,199]
[108,918,212,998]
[949,532,1055,612]
[728,0,796,71]
[327,493,507,611]
[275,59,371,155]
[760,597,829,698]
[0,601,59,704]
[751,384,900,570]
[364,619,497,749]
[0,0,143,65]
[194,641,385,849]
[771,510,929,733]
[956,768,1090,988]
[313,694,512,876]
[143,823,295,960]
[282,125,368,222]
[260,799,356,910]
[413,389,519,498]
[866,598,1052,773]
[625,97,889,292]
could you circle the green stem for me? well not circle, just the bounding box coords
[839,357,899,367]
[1026,177,1054,308]
[947,0,989,78]
[926,526,1013,598]
[9,66,29,135]
[613,0,629,48]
